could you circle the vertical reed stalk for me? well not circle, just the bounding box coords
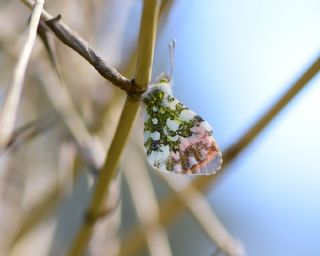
[67,1,161,255]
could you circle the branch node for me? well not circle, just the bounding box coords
[84,210,106,225]
[127,79,146,100]
[45,14,62,25]
[84,198,120,224]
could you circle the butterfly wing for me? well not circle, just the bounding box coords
[143,84,222,175]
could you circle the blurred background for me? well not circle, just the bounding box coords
[0,0,320,256]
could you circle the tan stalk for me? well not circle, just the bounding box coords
[0,0,44,147]
[67,1,162,255]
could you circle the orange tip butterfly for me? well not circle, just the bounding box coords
[142,40,222,175]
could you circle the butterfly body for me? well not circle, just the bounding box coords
[142,77,222,175]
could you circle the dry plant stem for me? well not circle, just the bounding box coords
[161,175,245,256]
[37,18,105,168]
[122,56,320,255]
[37,20,64,81]
[21,0,51,19]
[21,0,136,94]
[67,1,161,255]
[0,0,44,147]
[4,0,161,246]
[222,56,320,162]
[45,17,136,93]
[124,144,172,256]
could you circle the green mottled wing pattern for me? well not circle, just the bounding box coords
[142,82,222,175]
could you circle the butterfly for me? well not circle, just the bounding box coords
[142,41,222,175]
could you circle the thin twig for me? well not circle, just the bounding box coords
[124,143,172,256]
[3,7,143,250]
[67,1,162,255]
[37,20,64,82]
[0,0,44,147]
[36,19,106,169]
[121,55,320,255]
[20,0,141,95]
[222,56,320,162]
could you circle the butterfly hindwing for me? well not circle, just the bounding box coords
[142,82,222,175]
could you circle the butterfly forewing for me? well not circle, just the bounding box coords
[142,83,222,175]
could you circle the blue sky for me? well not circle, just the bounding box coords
[152,1,320,255]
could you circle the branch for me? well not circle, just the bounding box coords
[36,19,105,170]
[20,0,144,95]
[37,19,64,82]
[0,0,44,147]
[122,55,320,254]
[67,1,162,255]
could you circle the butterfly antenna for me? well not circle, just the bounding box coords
[168,39,176,81]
